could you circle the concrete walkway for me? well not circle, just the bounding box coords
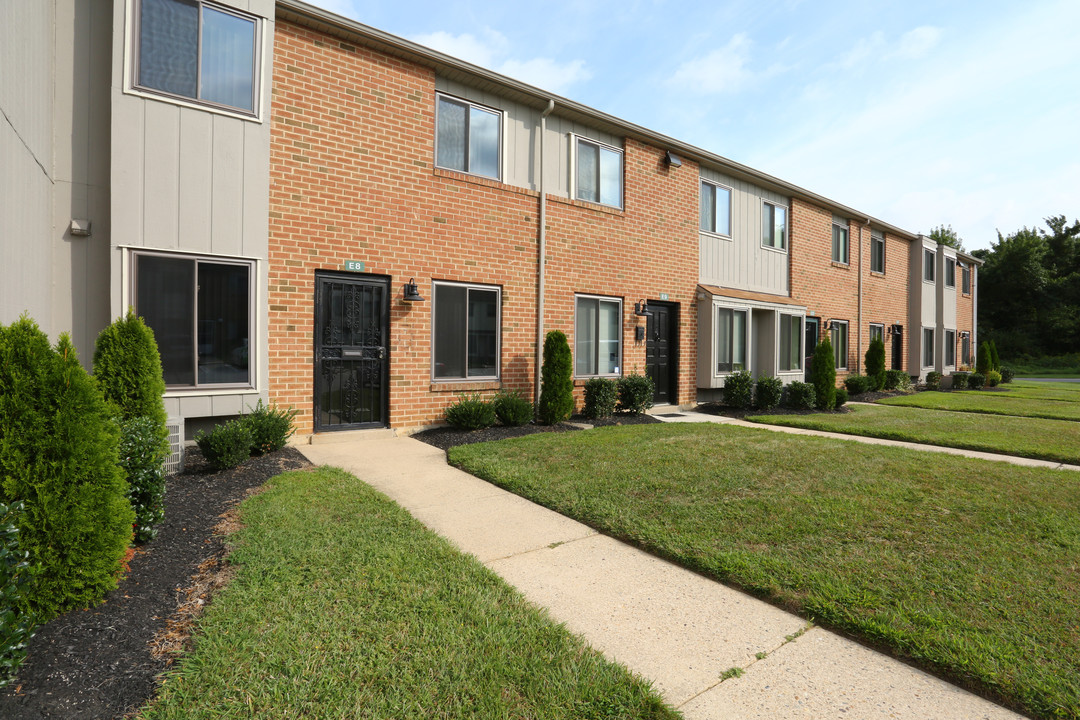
[299,429,1027,719]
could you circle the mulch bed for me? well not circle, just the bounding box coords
[0,447,312,720]
[412,412,661,452]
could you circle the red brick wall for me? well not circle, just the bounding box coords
[861,231,911,372]
[957,266,975,367]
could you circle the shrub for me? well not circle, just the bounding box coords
[925,371,942,391]
[864,338,886,391]
[989,339,1001,371]
[617,373,655,415]
[582,378,617,419]
[492,390,533,427]
[968,372,986,390]
[811,338,836,410]
[987,370,1002,387]
[976,341,992,375]
[834,387,849,408]
[783,381,816,410]
[443,393,497,431]
[194,418,253,471]
[0,318,134,621]
[243,400,297,455]
[722,370,754,410]
[92,309,168,427]
[999,366,1015,383]
[950,371,969,390]
[844,374,872,395]
[119,417,168,543]
[754,376,783,410]
[884,369,910,391]
[0,501,35,688]
[538,330,574,425]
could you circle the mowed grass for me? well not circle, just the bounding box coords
[141,467,678,720]
[449,424,1080,720]
[749,404,1080,464]
[971,380,1080,402]
[879,389,1080,421]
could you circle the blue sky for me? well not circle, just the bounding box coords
[312,0,1079,251]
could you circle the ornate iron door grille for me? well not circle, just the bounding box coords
[314,273,389,431]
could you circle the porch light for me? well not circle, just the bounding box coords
[664,151,682,168]
[403,278,425,302]
[634,299,652,317]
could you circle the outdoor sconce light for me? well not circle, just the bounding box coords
[402,278,425,302]
[634,299,652,317]
[664,151,682,168]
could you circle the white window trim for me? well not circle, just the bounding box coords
[832,222,850,264]
[570,134,625,209]
[128,248,258,392]
[125,0,265,121]
[713,302,751,376]
[430,280,502,382]
[923,248,937,284]
[761,201,788,253]
[922,327,936,368]
[830,319,849,370]
[778,313,805,373]
[434,92,505,181]
[700,179,733,238]
[573,293,623,378]
[871,232,886,274]
[944,257,956,288]
[945,328,956,367]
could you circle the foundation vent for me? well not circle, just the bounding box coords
[164,418,184,475]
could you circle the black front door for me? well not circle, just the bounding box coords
[804,317,820,381]
[892,325,904,371]
[314,273,389,431]
[646,302,677,405]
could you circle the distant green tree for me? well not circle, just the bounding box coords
[988,339,1000,371]
[976,341,992,375]
[811,338,836,410]
[929,224,965,252]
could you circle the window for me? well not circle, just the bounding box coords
[832,222,849,263]
[962,264,971,294]
[945,258,956,288]
[700,181,732,236]
[871,232,885,273]
[433,282,500,380]
[436,94,501,179]
[762,202,787,250]
[830,320,848,370]
[575,137,623,208]
[962,333,971,365]
[575,295,622,376]
[923,249,936,282]
[716,307,748,373]
[134,252,252,387]
[923,328,935,367]
[869,323,884,345]
[779,314,802,372]
[135,0,260,114]
[945,329,956,366]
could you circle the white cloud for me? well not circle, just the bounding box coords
[409,29,508,69]
[497,58,592,94]
[669,33,756,94]
[890,26,943,60]
[836,31,885,69]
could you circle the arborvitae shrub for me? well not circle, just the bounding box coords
[967,372,986,390]
[492,390,533,427]
[92,309,168,428]
[444,393,496,431]
[811,338,837,410]
[986,370,1002,387]
[0,318,134,621]
[884,369,910,391]
[0,501,35,688]
[976,341,992,375]
[582,378,617,419]
[722,370,754,410]
[999,366,1015,383]
[989,339,1001,371]
[834,387,849,408]
[865,338,886,391]
[925,371,942,390]
[119,417,167,543]
[950,371,970,390]
[616,374,655,414]
[783,381,816,410]
[538,330,574,425]
[754,376,783,410]
[243,400,297,455]
[194,418,253,471]
[844,374,872,395]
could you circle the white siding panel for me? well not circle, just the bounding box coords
[142,102,182,249]
[242,121,271,257]
[111,89,146,248]
[179,110,214,254]
[210,116,245,256]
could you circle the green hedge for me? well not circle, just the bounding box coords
[0,501,35,688]
[616,374,655,415]
[583,378,617,419]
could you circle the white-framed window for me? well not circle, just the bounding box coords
[871,232,885,273]
[435,94,502,180]
[945,329,956,366]
[830,320,848,370]
[716,306,748,373]
[923,327,935,368]
[762,202,787,250]
[924,249,936,282]
[133,0,261,115]
[962,264,972,294]
[869,323,884,346]
[700,180,732,236]
[574,136,623,208]
[832,221,849,263]
[575,295,622,376]
[432,281,501,380]
[132,250,254,388]
[945,257,956,288]
[779,314,803,372]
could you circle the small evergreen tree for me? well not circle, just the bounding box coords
[537,330,574,424]
[864,338,886,391]
[976,341,992,375]
[988,339,1001,371]
[811,337,836,410]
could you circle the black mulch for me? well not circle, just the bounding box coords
[0,447,312,720]
[412,412,662,452]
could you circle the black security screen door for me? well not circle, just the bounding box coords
[646,302,677,405]
[315,273,389,431]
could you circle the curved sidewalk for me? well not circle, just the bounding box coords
[299,431,1027,720]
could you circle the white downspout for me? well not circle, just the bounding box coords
[535,100,555,405]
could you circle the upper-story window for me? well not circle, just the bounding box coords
[923,248,936,282]
[575,137,623,208]
[700,181,732,236]
[436,94,502,180]
[832,221,849,264]
[945,257,956,288]
[762,202,787,250]
[135,0,260,115]
[962,264,971,294]
[871,232,885,273]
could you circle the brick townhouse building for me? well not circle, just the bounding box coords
[1,0,980,446]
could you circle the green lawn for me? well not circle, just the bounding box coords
[749,403,1080,464]
[972,380,1080,402]
[879,389,1080,421]
[141,467,677,720]
[449,424,1080,720]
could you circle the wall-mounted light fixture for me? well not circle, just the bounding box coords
[634,299,652,317]
[402,278,425,302]
[69,219,92,237]
[664,151,682,169]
